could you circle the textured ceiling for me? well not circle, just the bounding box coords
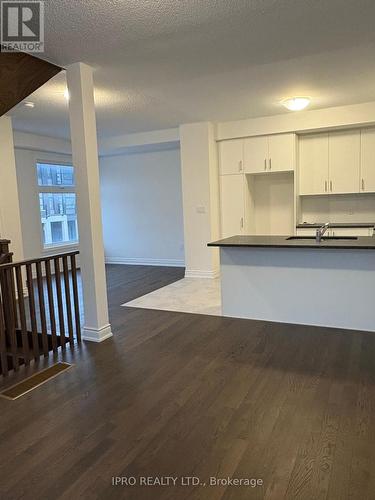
[9,0,375,139]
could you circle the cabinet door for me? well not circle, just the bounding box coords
[220,175,245,238]
[329,130,360,194]
[243,136,269,173]
[268,133,295,172]
[361,129,375,193]
[219,139,243,175]
[299,134,329,195]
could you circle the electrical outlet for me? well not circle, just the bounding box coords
[196,206,206,214]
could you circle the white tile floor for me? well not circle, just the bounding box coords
[122,278,222,316]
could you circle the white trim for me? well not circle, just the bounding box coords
[82,324,113,343]
[105,257,185,267]
[184,269,220,279]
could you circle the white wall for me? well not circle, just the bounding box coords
[13,131,72,155]
[217,100,375,140]
[0,116,24,262]
[100,148,185,267]
[300,194,375,224]
[14,148,74,259]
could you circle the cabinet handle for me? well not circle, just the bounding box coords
[269,158,272,170]
[330,180,333,192]
[362,178,365,191]
[240,217,244,229]
[239,160,243,172]
[264,159,267,170]
[325,181,328,192]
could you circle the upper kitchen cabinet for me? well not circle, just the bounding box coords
[219,139,244,175]
[244,133,295,174]
[243,136,269,173]
[329,130,360,194]
[299,133,329,195]
[299,129,362,195]
[268,133,296,172]
[361,128,375,193]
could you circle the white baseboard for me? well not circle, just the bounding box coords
[185,269,220,279]
[82,323,113,343]
[105,257,185,268]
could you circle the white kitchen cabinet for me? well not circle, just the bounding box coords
[219,139,244,175]
[329,130,360,194]
[268,133,296,172]
[299,133,329,195]
[220,175,245,238]
[361,129,375,193]
[299,130,361,195]
[244,133,295,174]
[243,136,269,173]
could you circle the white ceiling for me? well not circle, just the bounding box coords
[9,0,375,140]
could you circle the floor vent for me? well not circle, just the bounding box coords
[0,362,72,400]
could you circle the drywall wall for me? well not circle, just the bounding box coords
[100,148,185,266]
[99,127,179,156]
[0,116,24,261]
[217,101,375,140]
[14,130,72,154]
[300,194,375,224]
[14,147,74,259]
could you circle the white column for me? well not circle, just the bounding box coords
[67,62,112,342]
[0,116,24,262]
[179,122,220,278]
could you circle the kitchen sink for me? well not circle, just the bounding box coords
[286,236,358,241]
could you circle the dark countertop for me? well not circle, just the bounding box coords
[208,235,375,250]
[297,222,375,229]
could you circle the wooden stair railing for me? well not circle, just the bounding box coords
[0,239,13,265]
[0,251,81,377]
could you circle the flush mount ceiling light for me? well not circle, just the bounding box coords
[24,101,35,108]
[281,96,311,111]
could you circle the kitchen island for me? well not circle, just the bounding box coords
[208,235,375,332]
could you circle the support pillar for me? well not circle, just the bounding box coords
[67,63,112,342]
[179,122,220,278]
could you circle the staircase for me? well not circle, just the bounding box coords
[0,51,61,116]
[0,240,81,377]
[0,52,74,377]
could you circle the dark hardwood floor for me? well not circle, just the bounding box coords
[1,264,375,499]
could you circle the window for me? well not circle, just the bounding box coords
[37,163,79,248]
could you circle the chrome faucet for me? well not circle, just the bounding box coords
[316,222,330,243]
